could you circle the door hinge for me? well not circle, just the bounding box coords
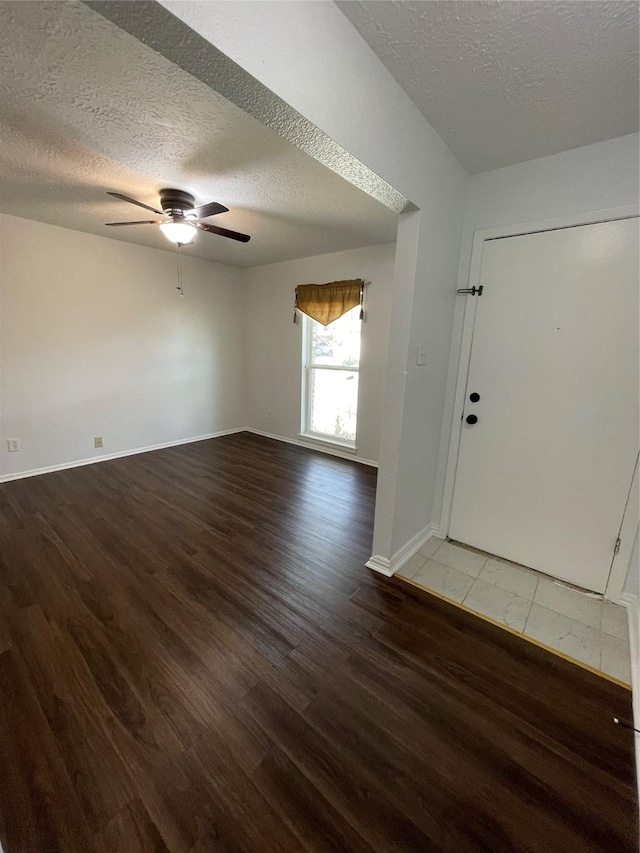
[614,537,621,556]
[457,285,484,296]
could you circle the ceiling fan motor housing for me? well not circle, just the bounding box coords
[160,188,195,219]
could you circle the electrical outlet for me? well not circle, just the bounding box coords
[266,409,272,421]
[7,438,20,453]
[416,344,428,366]
[94,436,103,449]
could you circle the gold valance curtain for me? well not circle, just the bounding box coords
[294,279,363,326]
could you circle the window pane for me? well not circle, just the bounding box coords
[309,368,358,441]
[310,306,360,369]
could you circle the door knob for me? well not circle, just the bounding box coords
[469,392,480,402]
[466,414,478,425]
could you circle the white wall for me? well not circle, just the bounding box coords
[458,133,639,290]
[0,214,245,478]
[242,243,395,464]
[435,134,640,527]
[158,0,469,566]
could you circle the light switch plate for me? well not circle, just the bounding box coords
[416,345,428,366]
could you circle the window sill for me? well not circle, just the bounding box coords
[298,433,357,453]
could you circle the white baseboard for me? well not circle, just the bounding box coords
[620,592,640,818]
[0,427,377,483]
[367,522,442,577]
[365,555,396,577]
[245,428,378,468]
[0,428,246,482]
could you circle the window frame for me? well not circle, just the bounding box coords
[300,311,361,450]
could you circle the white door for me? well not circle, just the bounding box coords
[450,218,639,593]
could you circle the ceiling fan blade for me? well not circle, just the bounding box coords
[192,201,229,219]
[197,222,251,243]
[107,192,164,215]
[105,220,161,226]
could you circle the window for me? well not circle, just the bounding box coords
[302,306,361,446]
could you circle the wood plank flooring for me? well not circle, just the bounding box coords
[0,431,636,852]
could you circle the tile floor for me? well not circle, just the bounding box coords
[398,538,632,684]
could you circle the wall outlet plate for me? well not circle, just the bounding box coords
[94,436,103,449]
[7,438,20,452]
[416,344,428,366]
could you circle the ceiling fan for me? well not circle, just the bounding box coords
[105,188,251,245]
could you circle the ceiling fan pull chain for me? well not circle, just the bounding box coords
[176,245,184,297]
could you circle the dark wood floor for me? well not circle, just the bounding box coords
[0,432,636,852]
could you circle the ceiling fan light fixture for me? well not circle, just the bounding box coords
[159,220,196,244]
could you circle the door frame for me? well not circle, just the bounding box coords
[606,453,639,604]
[440,204,639,599]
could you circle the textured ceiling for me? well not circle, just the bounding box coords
[0,2,397,267]
[85,0,410,217]
[338,0,639,174]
